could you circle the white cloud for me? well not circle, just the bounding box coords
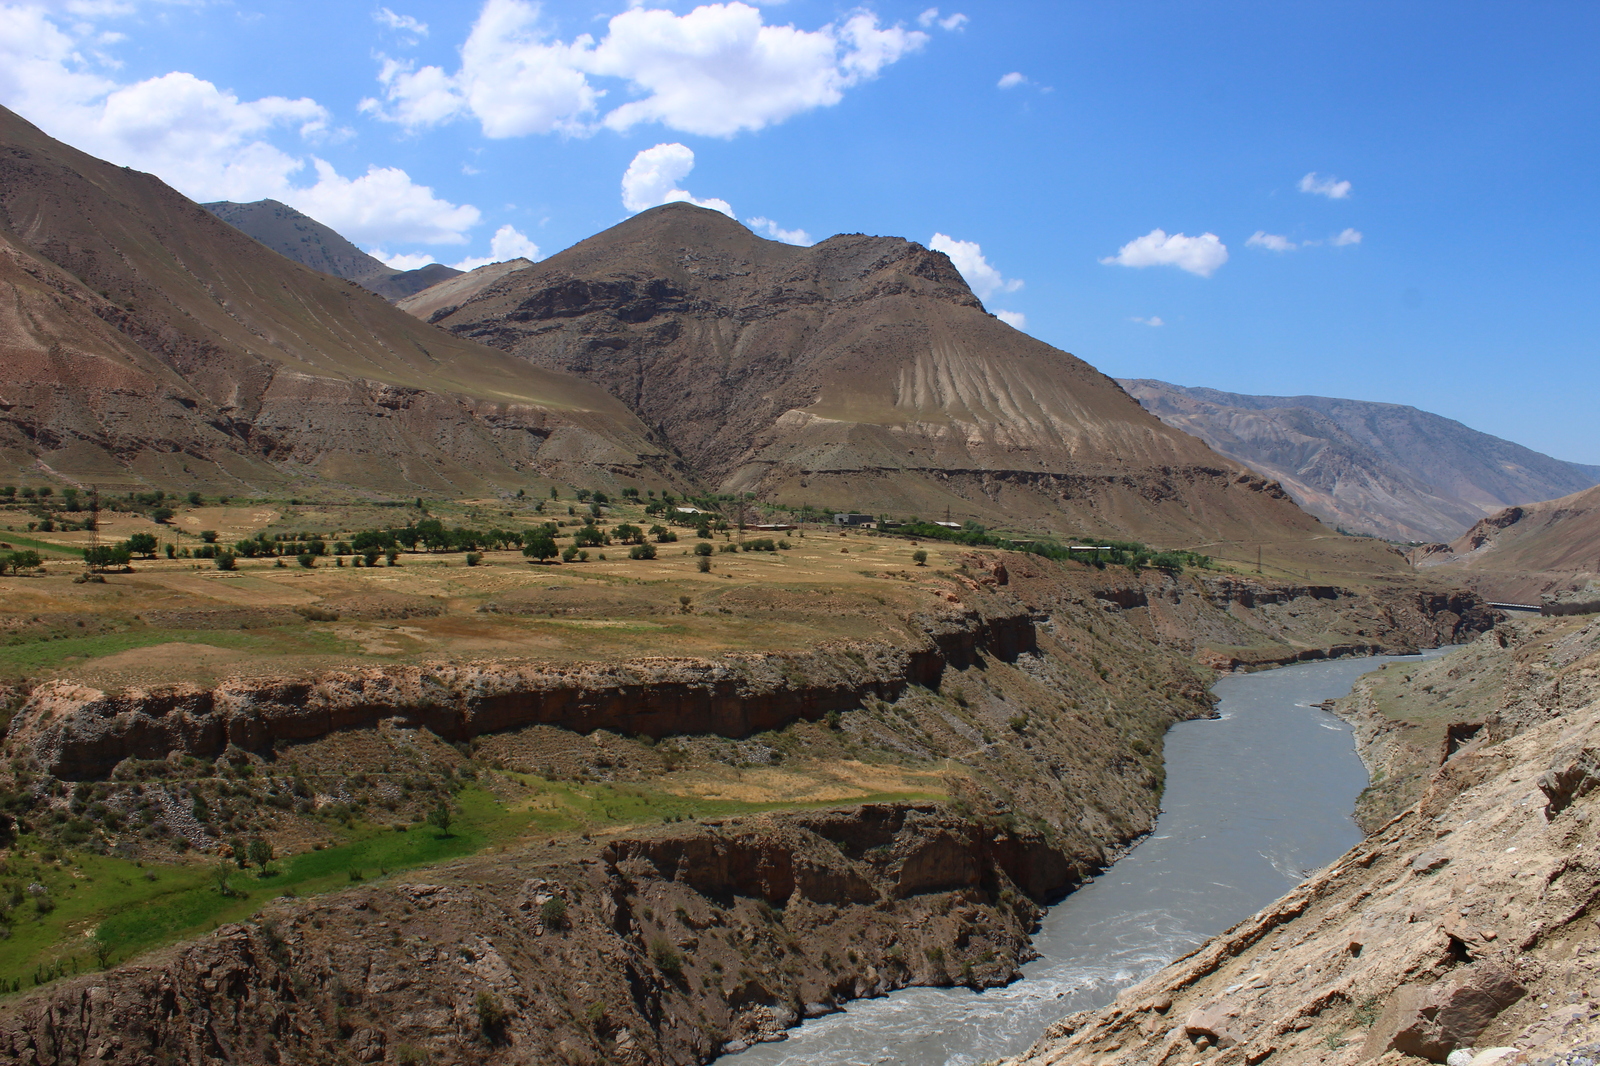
[1100,229,1228,278]
[1246,231,1296,252]
[917,8,968,31]
[0,4,483,249]
[620,142,734,217]
[929,233,1022,301]
[1131,315,1165,327]
[375,7,428,40]
[994,310,1026,330]
[1298,171,1352,199]
[364,0,929,139]
[746,216,812,245]
[1331,227,1363,246]
[290,160,481,245]
[451,223,542,271]
[369,249,438,271]
[997,71,1027,89]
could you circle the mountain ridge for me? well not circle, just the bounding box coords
[202,198,463,301]
[0,104,679,495]
[1122,379,1600,542]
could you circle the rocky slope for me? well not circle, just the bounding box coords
[0,105,680,496]
[1005,615,1600,1066]
[203,198,464,301]
[1409,484,1600,605]
[417,203,1372,553]
[398,258,534,321]
[1121,380,1600,543]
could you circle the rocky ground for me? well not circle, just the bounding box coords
[1003,614,1600,1066]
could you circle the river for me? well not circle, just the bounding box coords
[725,650,1446,1066]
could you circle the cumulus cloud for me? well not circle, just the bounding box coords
[1131,315,1165,327]
[1246,231,1296,252]
[746,216,812,246]
[363,0,930,139]
[929,233,1022,301]
[451,223,542,271]
[917,8,968,31]
[997,71,1027,89]
[621,143,733,217]
[0,4,482,248]
[1331,227,1362,246]
[994,310,1026,330]
[1298,171,1352,199]
[1100,229,1228,278]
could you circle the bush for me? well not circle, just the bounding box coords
[628,542,657,560]
[540,896,568,929]
[718,542,738,554]
[913,550,928,566]
[696,556,711,573]
[464,552,483,566]
[476,991,508,1043]
[427,802,453,836]
[297,552,315,569]
[650,937,684,979]
[215,552,237,571]
[693,541,713,556]
[199,530,218,543]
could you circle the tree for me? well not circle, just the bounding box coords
[187,491,204,506]
[523,533,560,563]
[693,542,713,557]
[612,523,644,545]
[696,556,711,573]
[297,552,315,569]
[126,532,159,558]
[573,525,606,548]
[215,552,237,571]
[4,549,41,575]
[200,530,218,543]
[85,545,131,570]
[628,542,657,560]
[549,486,559,500]
[246,837,274,875]
[913,550,929,566]
[427,802,454,836]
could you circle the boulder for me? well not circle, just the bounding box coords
[1184,1000,1245,1048]
[1363,963,1526,1062]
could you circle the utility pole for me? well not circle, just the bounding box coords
[1256,545,1262,574]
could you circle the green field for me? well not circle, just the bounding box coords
[0,776,941,992]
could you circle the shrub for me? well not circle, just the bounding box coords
[718,542,738,554]
[696,556,711,573]
[628,542,657,560]
[295,605,339,622]
[693,542,713,556]
[214,552,237,571]
[297,552,315,569]
[199,530,218,543]
[540,896,568,929]
[426,802,453,836]
[913,550,928,566]
[464,552,483,566]
[650,937,684,979]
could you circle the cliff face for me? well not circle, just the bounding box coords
[1007,615,1600,1066]
[1410,483,1600,605]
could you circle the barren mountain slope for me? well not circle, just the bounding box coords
[397,256,533,320]
[1410,483,1600,603]
[202,198,463,300]
[423,204,1357,550]
[1122,380,1600,543]
[0,106,679,495]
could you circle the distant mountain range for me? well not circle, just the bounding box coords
[202,199,462,301]
[1121,380,1600,543]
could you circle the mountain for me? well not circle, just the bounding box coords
[416,203,1356,552]
[0,105,678,495]
[1121,380,1600,542]
[202,199,463,301]
[1410,482,1600,603]
[397,257,534,321]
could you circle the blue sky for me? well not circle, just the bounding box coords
[3,1,1596,463]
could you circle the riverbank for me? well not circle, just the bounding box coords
[1005,614,1600,1066]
